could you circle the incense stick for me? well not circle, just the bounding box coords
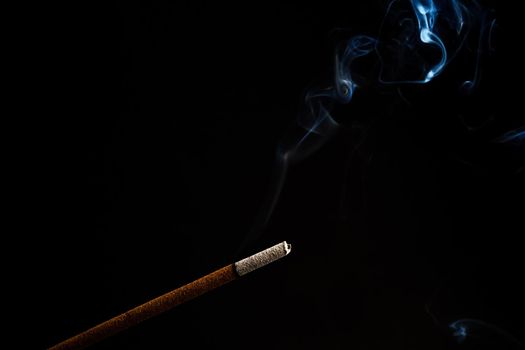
[49,241,291,350]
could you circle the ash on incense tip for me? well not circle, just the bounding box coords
[235,241,292,276]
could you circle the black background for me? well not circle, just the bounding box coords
[35,0,524,349]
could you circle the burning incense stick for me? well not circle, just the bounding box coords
[49,241,291,350]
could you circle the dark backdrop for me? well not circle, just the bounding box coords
[36,0,523,349]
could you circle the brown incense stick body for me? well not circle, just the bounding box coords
[50,264,237,350]
[50,241,291,350]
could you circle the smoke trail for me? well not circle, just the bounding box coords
[378,0,493,86]
[411,0,448,82]
[237,0,495,253]
[450,319,523,348]
[237,37,376,254]
[496,126,525,147]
